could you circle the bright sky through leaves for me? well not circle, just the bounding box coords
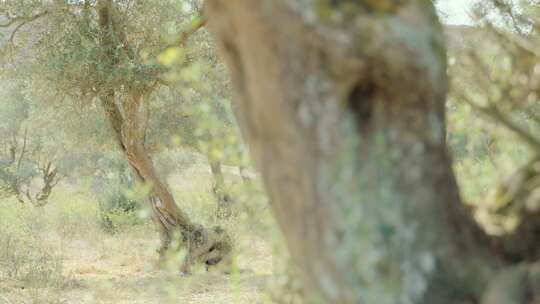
[437,0,476,25]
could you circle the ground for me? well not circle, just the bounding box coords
[0,228,271,304]
[0,162,287,304]
[1,229,273,304]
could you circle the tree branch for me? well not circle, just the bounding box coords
[462,95,540,151]
[161,17,207,52]
[3,11,49,45]
[16,128,28,170]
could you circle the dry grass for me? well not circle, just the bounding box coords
[0,231,274,303]
[0,163,290,304]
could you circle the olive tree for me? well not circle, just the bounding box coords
[0,76,62,207]
[1,0,231,270]
[205,1,540,303]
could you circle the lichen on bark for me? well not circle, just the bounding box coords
[205,0,497,302]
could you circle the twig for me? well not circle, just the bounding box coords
[486,23,540,58]
[461,93,540,151]
[16,127,28,170]
[7,11,49,45]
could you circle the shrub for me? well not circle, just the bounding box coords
[0,231,63,288]
[94,167,144,233]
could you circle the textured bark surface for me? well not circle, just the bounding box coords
[97,0,194,250]
[102,91,195,250]
[204,1,514,303]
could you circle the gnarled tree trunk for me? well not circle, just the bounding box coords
[206,1,538,303]
[100,91,195,254]
[96,0,194,253]
[96,0,231,268]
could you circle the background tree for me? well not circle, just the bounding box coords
[449,0,540,259]
[0,75,63,207]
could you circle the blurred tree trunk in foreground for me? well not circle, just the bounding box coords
[206,1,540,303]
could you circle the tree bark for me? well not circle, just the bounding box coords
[205,1,513,302]
[99,89,195,253]
[207,155,233,218]
[96,0,192,253]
